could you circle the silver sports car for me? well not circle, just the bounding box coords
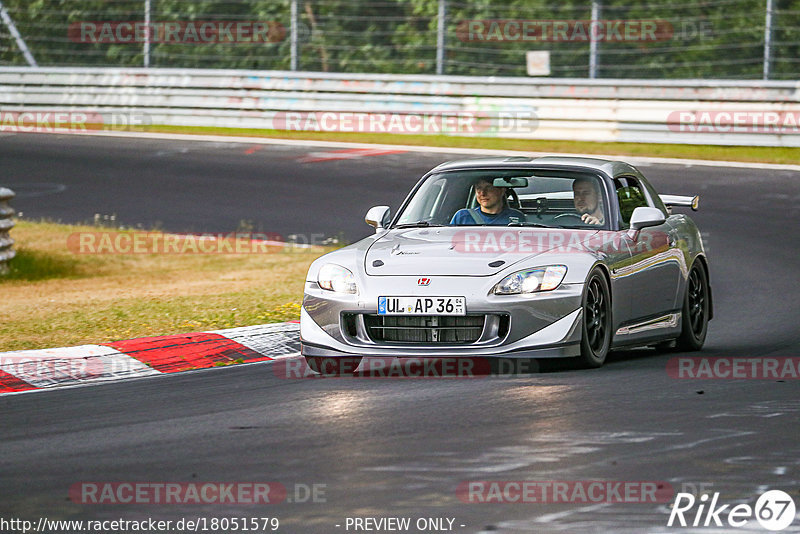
[301,156,712,369]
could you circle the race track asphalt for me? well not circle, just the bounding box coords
[2,133,799,533]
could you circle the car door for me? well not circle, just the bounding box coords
[615,175,682,321]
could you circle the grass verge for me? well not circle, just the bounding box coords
[131,125,800,165]
[0,220,329,352]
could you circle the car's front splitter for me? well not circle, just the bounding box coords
[299,306,583,359]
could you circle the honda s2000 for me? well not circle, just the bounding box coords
[300,156,711,369]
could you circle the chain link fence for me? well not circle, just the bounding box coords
[0,0,798,79]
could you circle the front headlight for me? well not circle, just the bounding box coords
[317,263,357,294]
[492,265,567,295]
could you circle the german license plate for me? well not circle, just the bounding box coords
[378,296,466,316]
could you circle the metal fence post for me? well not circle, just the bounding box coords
[144,0,151,68]
[0,187,15,275]
[291,0,299,71]
[436,0,447,75]
[763,0,774,80]
[589,0,601,79]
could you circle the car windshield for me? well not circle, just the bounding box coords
[394,169,609,229]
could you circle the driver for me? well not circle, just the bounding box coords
[450,177,525,225]
[572,177,605,225]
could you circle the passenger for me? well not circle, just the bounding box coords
[572,177,605,225]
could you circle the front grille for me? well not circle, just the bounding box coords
[335,312,511,345]
[364,314,485,343]
[341,313,510,345]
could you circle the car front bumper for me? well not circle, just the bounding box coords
[300,277,585,359]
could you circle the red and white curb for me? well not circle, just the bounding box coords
[0,322,300,394]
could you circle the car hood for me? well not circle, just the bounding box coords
[365,227,600,276]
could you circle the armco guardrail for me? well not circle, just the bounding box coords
[0,187,15,275]
[0,67,799,146]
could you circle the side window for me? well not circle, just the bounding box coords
[615,176,649,227]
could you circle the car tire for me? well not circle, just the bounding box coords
[675,262,709,351]
[305,356,363,376]
[578,269,612,368]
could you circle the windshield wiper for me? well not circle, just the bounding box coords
[394,221,442,229]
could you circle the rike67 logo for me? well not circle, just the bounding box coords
[668,490,796,531]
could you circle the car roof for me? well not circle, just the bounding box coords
[430,156,640,178]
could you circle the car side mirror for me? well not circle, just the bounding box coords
[365,206,391,232]
[629,206,666,230]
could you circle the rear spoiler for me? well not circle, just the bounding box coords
[660,194,699,211]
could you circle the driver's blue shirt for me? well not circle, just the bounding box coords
[450,207,525,226]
